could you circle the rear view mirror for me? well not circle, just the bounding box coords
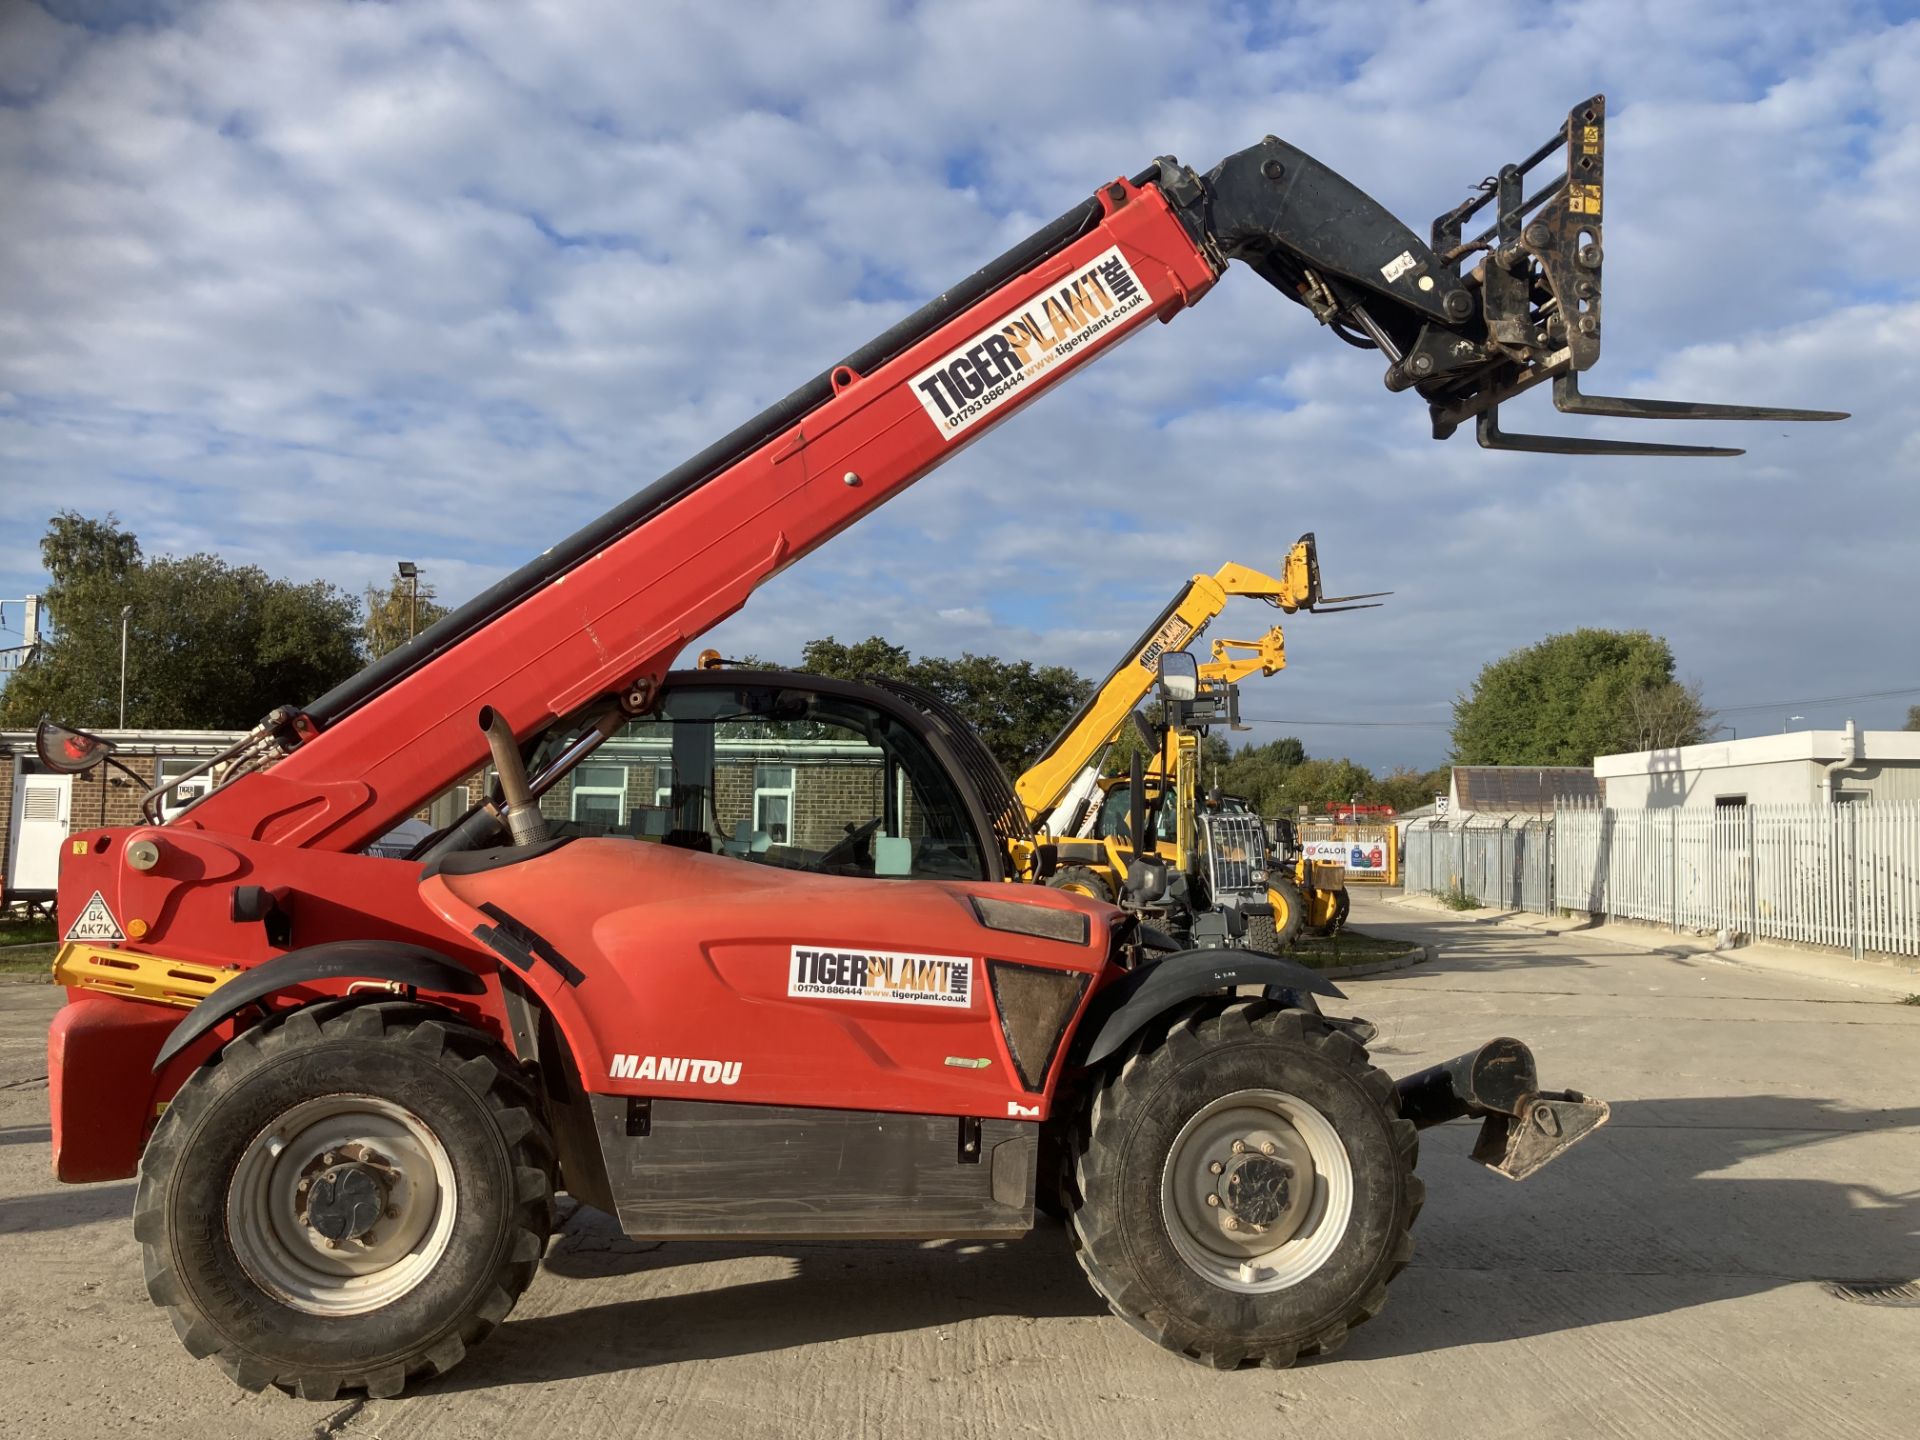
[1157,651,1199,702]
[36,720,115,775]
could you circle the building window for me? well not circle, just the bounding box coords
[754,764,795,844]
[156,757,211,820]
[571,763,628,828]
[1834,791,1869,805]
[426,784,468,829]
[1713,794,1747,808]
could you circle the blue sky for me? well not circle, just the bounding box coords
[2,0,1916,769]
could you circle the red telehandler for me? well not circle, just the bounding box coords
[38,96,1839,1397]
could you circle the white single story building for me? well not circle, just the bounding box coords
[1594,721,1920,809]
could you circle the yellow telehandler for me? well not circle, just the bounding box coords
[1015,535,1381,949]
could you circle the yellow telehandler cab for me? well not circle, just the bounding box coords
[1015,534,1379,947]
[1056,676,1346,952]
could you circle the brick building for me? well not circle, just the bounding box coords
[534,732,894,851]
[2,728,244,907]
[7,724,907,913]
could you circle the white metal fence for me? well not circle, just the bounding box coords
[1554,801,1920,959]
[1403,817,1553,913]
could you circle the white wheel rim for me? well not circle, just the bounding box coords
[1159,1088,1355,1294]
[226,1094,459,1316]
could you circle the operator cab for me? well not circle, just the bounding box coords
[514,670,1011,883]
[1094,779,1177,847]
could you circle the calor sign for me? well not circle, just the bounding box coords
[1303,839,1388,873]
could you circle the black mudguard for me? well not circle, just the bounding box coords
[150,940,487,1072]
[1075,948,1344,1070]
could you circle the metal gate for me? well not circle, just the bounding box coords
[1403,817,1552,911]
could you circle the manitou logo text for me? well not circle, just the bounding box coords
[789,946,974,1008]
[910,245,1149,440]
[1007,1101,1041,1118]
[608,1054,742,1085]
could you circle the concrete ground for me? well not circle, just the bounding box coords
[2,895,1916,1439]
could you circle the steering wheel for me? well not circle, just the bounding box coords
[820,816,884,870]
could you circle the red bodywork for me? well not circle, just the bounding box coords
[423,841,1109,1116]
[47,178,1216,1181]
[48,830,1112,1179]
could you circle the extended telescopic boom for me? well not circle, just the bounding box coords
[162,94,1840,853]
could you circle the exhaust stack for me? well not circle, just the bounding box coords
[479,706,549,847]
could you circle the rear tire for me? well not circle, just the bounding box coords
[1069,1000,1420,1368]
[1049,865,1115,904]
[135,999,555,1399]
[1248,878,1308,952]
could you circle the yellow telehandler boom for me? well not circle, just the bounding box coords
[1015,533,1382,838]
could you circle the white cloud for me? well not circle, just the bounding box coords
[3,0,1917,768]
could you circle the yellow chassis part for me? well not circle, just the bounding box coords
[52,943,237,1009]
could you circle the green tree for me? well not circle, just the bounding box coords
[798,636,913,683]
[798,635,1092,773]
[363,570,451,660]
[0,514,141,727]
[1097,701,1169,778]
[0,513,363,730]
[1451,629,1711,765]
[1905,705,1920,732]
[1273,757,1378,813]
[1375,764,1452,815]
[1624,677,1716,751]
[1210,735,1309,814]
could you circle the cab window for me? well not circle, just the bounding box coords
[534,684,989,881]
[1096,782,1177,845]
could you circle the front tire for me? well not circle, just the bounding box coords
[1049,864,1116,904]
[1069,1000,1420,1368]
[135,1000,556,1399]
[1310,889,1351,937]
[1248,878,1308,952]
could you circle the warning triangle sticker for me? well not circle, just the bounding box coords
[65,890,124,942]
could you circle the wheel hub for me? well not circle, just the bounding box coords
[304,1161,389,1242]
[1222,1152,1293,1229]
[1159,1088,1356,1294]
[227,1095,459,1316]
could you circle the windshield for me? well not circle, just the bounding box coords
[528,682,990,881]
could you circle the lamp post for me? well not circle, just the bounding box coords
[397,561,420,641]
[1783,713,1805,733]
[119,604,132,728]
